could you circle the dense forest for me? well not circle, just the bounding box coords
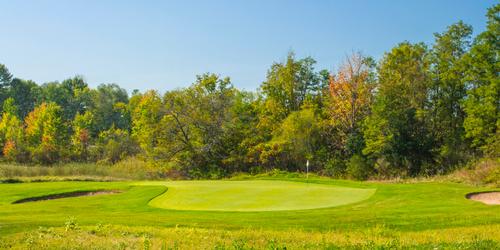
[0,4,498,179]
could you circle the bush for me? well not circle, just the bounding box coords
[445,158,500,186]
[324,158,346,178]
[31,144,62,165]
[92,127,139,164]
[347,154,372,180]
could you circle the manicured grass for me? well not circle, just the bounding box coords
[146,180,375,211]
[0,177,498,248]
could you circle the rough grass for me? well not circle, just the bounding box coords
[442,158,500,186]
[1,224,498,249]
[0,163,111,178]
[0,157,168,181]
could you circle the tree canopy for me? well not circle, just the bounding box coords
[0,3,497,179]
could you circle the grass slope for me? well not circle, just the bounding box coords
[146,180,375,211]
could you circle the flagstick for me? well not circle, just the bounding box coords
[306,160,309,180]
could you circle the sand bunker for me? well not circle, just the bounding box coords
[12,190,121,204]
[466,191,500,205]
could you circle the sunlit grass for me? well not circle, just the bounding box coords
[0,176,498,248]
[1,224,498,249]
[145,180,375,211]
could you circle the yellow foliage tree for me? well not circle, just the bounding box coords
[71,111,94,160]
[0,98,25,161]
[25,102,66,164]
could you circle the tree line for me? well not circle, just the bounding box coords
[0,4,497,179]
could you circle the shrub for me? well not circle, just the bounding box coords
[444,158,499,186]
[324,158,346,178]
[347,154,372,180]
[92,127,139,164]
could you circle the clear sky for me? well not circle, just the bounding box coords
[0,0,496,93]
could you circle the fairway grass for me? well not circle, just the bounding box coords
[0,178,498,248]
[147,180,375,211]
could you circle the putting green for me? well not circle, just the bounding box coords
[147,180,376,211]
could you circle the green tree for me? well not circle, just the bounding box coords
[89,84,130,134]
[220,91,261,173]
[429,21,473,167]
[363,42,433,176]
[157,74,237,177]
[267,107,321,171]
[0,64,13,113]
[0,64,12,88]
[260,52,322,122]
[8,78,39,118]
[462,4,500,156]
[131,90,163,157]
[37,76,92,121]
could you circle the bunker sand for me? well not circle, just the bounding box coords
[466,191,500,205]
[12,190,122,204]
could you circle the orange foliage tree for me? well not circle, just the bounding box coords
[328,52,376,152]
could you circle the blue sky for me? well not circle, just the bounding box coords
[0,0,496,92]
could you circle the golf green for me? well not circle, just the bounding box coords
[146,180,376,211]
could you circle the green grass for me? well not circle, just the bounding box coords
[0,177,498,248]
[2,224,499,249]
[146,180,375,211]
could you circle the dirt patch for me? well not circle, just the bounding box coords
[466,191,500,205]
[12,190,122,204]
